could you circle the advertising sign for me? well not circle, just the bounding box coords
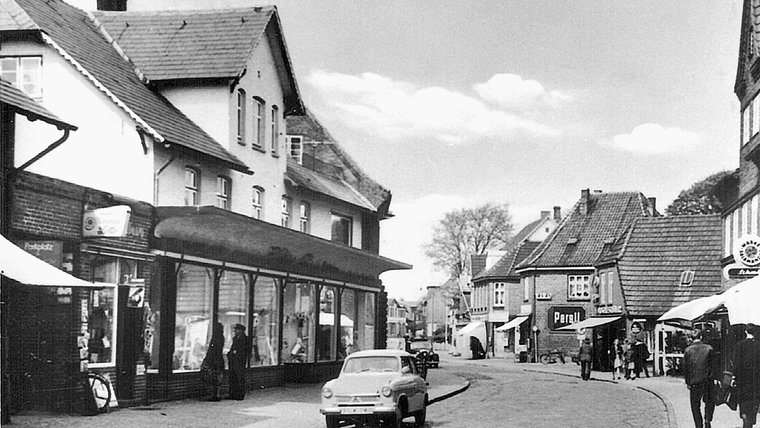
[82,205,131,237]
[21,240,63,268]
[548,306,586,331]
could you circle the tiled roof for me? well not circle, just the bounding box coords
[736,0,760,92]
[470,254,488,278]
[8,0,249,173]
[94,7,303,115]
[519,192,652,268]
[1,78,76,131]
[286,158,376,212]
[614,215,723,317]
[286,109,391,212]
[0,0,36,30]
[473,241,540,281]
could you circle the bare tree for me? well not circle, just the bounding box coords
[425,203,513,281]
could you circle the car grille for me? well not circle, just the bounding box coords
[334,394,380,405]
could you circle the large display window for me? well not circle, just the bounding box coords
[252,276,279,366]
[218,271,249,362]
[363,292,376,350]
[282,281,316,363]
[340,289,356,359]
[318,286,337,361]
[173,265,214,371]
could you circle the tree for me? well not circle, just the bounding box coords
[666,169,739,216]
[425,203,513,280]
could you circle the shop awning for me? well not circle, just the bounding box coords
[0,234,95,287]
[153,206,411,284]
[657,294,725,323]
[456,321,486,346]
[557,316,622,331]
[495,316,529,332]
[657,276,760,325]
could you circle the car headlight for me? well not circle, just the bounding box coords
[321,386,333,399]
[381,386,393,397]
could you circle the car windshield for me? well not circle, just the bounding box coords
[343,356,400,373]
[409,341,431,350]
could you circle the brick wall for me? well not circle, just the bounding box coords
[147,366,285,402]
[533,271,594,356]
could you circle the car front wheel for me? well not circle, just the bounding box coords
[413,401,427,426]
[325,415,340,428]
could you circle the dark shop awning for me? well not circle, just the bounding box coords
[153,206,411,283]
[0,234,95,287]
[557,316,622,331]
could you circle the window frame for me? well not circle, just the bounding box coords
[567,275,591,300]
[237,89,246,145]
[217,176,231,210]
[288,135,303,164]
[299,201,311,233]
[271,105,280,156]
[252,186,264,220]
[184,167,199,206]
[493,282,505,307]
[252,97,264,148]
[281,196,292,228]
[330,212,353,246]
[0,56,43,99]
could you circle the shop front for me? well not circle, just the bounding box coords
[147,206,407,401]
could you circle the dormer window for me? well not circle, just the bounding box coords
[679,270,695,287]
[288,136,303,164]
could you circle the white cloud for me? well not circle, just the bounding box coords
[473,73,572,110]
[305,70,560,146]
[607,123,700,155]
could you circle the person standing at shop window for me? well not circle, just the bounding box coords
[735,323,760,428]
[684,329,715,428]
[227,324,249,400]
[200,322,224,401]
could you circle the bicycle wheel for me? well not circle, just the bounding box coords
[539,354,551,365]
[88,373,112,412]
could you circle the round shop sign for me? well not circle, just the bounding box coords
[734,235,760,267]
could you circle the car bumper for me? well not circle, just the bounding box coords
[320,406,397,416]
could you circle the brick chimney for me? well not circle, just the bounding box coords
[647,197,657,216]
[541,210,550,219]
[580,189,590,216]
[97,0,127,11]
[553,206,561,222]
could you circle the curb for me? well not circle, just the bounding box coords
[523,367,676,428]
[428,382,470,405]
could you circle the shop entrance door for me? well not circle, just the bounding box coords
[115,288,143,400]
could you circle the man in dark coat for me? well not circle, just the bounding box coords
[579,337,593,381]
[227,323,249,400]
[735,323,760,428]
[684,329,715,428]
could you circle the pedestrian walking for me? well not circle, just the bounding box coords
[624,338,635,380]
[199,322,224,401]
[227,323,249,400]
[735,323,760,428]
[684,329,715,428]
[612,338,624,380]
[637,339,651,378]
[579,337,593,381]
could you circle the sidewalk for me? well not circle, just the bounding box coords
[445,354,742,428]
[5,368,469,427]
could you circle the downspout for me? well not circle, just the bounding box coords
[154,149,176,206]
[15,128,72,173]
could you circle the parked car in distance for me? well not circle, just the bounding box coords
[320,349,428,428]
[408,338,440,368]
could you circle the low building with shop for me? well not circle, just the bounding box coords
[515,189,657,362]
[1,0,408,414]
[470,209,560,359]
[591,215,723,374]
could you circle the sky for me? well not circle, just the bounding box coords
[71,0,745,301]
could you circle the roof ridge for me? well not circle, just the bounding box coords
[96,6,277,16]
[86,10,148,84]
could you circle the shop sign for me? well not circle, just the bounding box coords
[598,305,623,315]
[733,235,760,267]
[723,263,760,280]
[128,286,145,308]
[83,205,131,237]
[471,314,487,322]
[21,240,62,268]
[536,292,552,300]
[548,306,585,331]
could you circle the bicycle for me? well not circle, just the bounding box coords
[87,372,112,413]
[539,349,566,365]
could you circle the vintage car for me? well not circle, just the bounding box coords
[320,349,428,428]
[408,338,440,368]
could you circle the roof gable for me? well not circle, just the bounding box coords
[94,6,303,115]
[519,192,652,268]
[474,241,540,281]
[735,0,760,97]
[615,215,723,316]
[8,0,249,173]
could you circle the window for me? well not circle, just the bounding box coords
[1,56,42,98]
[184,168,199,206]
[606,272,614,304]
[288,136,303,164]
[523,278,530,302]
[252,186,264,219]
[599,274,606,305]
[217,176,231,210]
[237,89,246,145]
[252,276,279,366]
[568,275,590,300]
[743,106,751,145]
[252,97,263,147]
[281,196,292,227]
[299,202,311,233]
[174,265,213,371]
[680,270,695,287]
[331,213,353,245]
[282,281,316,363]
[754,96,760,138]
[271,105,279,155]
[493,282,505,307]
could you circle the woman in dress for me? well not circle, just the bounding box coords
[612,338,624,380]
[201,322,225,401]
